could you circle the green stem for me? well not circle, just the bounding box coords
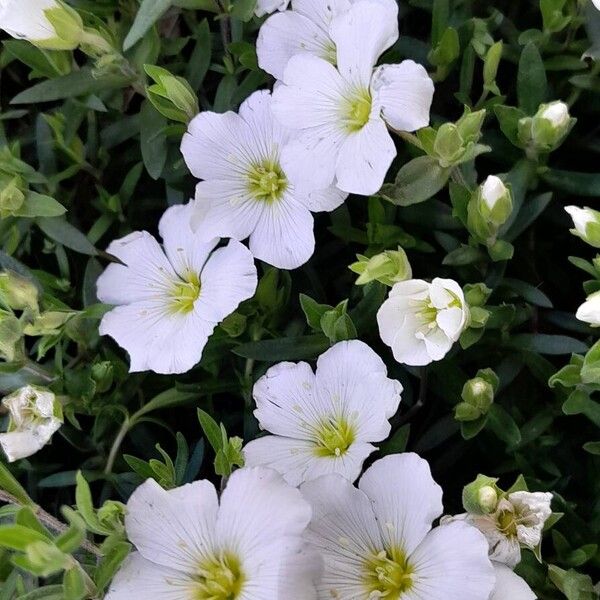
[104,416,132,475]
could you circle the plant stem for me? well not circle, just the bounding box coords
[0,489,102,557]
[216,0,232,55]
[398,367,428,426]
[104,417,131,475]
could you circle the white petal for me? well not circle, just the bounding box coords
[125,479,218,572]
[253,360,317,438]
[408,522,495,600]
[335,117,396,195]
[105,552,193,600]
[0,0,57,42]
[0,430,48,462]
[181,110,250,181]
[490,563,537,600]
[303,186,348,212]
[254,0,289,17]
[436,306,466,340]
[248,194,315,269]
[191,181,263,243]
[257,11,332,80]
[329,0,399,86]
[158,202,218,278]
[238,89,290,151]
[358,453,443,556]
[196,239,257,323]
[97,231,177,306]
[372,61,434,132]
[99,302,212,374]
[315,340,402,439]
[301,474,383,598]
[422,328,453,362]
[294,0,352,29]
[217,466,312,556]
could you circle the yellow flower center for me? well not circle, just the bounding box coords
[247,159,287,202]
[314,416,355,457]
[497,510,518,538]
[344,89,372,132]
[364,548,414,599]
[170,272,201,314]
[194,553,244,600]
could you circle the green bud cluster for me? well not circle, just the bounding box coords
[455,368,499,422]
[349,247,412,287]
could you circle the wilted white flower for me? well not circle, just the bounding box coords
[490,563,536,600]
[0,385,62,462]
[97,202,257,375]
[301,453,495,600]
[271,0,434,195]
[244,340,402,486]
[448,491,553,568]
[254,0,290,18]
[257,0,397,80]
[181,90,346,270]
[0,0,83,49]
[576,291,600,327]
[377,278,469,366]
[565,206,600,248]
[106,468,319,600]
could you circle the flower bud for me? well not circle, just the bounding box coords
[455,368,498,422]
[0,176,25,218]
[565,206,600,248]
[24,310,74,336]
[467,176,513,244]
[462,474,501,514]
[0,311,23,362]
[91,361,114,394]
[456,108,486,144]
[0,270,39,312]
[145,65,200,124]
[0,385,63,462]
[349,248,412,286]
[519,100,575,153]
[576,291,600,327]
[433,123,465,167]
[0,0,84,50]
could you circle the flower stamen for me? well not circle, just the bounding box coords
[247,159,287,202]
[194,552,244,600]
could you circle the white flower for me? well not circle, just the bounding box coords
[377,278,469,366]
[481,175,508,211]
[254,0,289,18]
[96,202,257,375]
[565,205,600,248]
[594,0,600,10]
[244,340,402,486]
[0,385,62,462]
[576,291,600,327]
[181,90,346,270]
[449,491,553,568]
[257,0,396,80]
[0,0,82,49]
[271,0,434,195]
[490,563,536,600]
[301,453,495,600]
[106,467,320,600]
[540,101,570,128]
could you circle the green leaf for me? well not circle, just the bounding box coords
[197,409,223,454]
[583,441,600,455]
[563,389,600,428]
[135,389,199,420]
[94,541,131,592]
[11,68,132,104]
[494,105,526,147]
[0,461,34,506]
[16,586,65,600]
[0,525,49,551]
[62,567,86,600]
[299,294,331,331]
[36,218,98,256]
[380,156,450,206]
[14,192,66,218]
[541,169,600,196]
[233,335,330,361]
[139,100,167,180]
[486,404,522,447]
[231,0,257,21]
[124,0,173,51]
[507,334,588,355]
[517,42,547,114]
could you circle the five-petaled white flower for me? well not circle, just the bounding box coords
[301,453,495,600]
[254,0,290,18]
[243,340,402,486]
[447,491,553,568]
[96,202,257,375]
[490,563,536,600]
[0,0,83,49]
[377,278,469,366]
[181,90,346,270]
[271,0,434,195]
[106,467,320,600]
[257,0,396,80]
[0,385,63,462]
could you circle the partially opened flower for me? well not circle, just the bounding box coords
[244,340,402,485]
[0,0,83,50]
[565,206,600,248]
[271,0,434,195]
[576,291,600,326]
[106,467,319,600]
[254,0,290,17]
[97,202,257,375]
[490,563,536,600]
[181,90,346,269]
[0,385,63,462]
[301,453,495,600]
[377,278,469,366]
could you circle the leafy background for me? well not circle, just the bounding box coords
[0,0,599,598]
